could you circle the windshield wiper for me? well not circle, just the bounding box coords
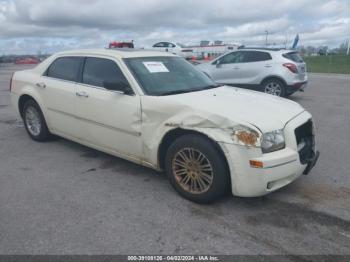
[159,84,223,96]
[160,89,197,96]
[197,84,224,91]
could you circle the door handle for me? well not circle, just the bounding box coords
[76,91,89,98]
[265,65,272,68]
[36,82,46,88]
[233,67,240,70]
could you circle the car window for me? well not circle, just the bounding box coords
[163,42,175,48]
[242,51,272,62]
[46,56,83,82]
[283,52,304,63]
[219,52,244,64]
[153,42,163,48]
[82,57,130,91]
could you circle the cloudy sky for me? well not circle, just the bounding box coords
[0,0,349,54]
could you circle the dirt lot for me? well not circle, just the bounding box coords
[0,64,349,255]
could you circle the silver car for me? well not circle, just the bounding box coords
[196,48,308,97]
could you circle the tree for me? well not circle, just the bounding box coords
[318,46,328,56]
[305,46,317,56]
[298,45,306,56]
[339,42,348,54]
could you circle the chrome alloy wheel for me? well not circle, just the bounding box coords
[172,147,214,194]
[264,81,282,96]
[25,106,42,136]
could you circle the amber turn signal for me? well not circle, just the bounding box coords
[250,160,264,168]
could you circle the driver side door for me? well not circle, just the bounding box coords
[75,56,143,161]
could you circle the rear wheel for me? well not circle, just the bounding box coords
[263,78,286,97]
[22,99,51,141]
[165,134,230,204]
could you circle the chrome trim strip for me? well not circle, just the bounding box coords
[48,108,141,137]
[42,75,76,85]
[263,159,298,169]
[76,82,132,95]
[42,76,135,96]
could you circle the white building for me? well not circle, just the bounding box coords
[151,40,240,60]
[185,41,240,60]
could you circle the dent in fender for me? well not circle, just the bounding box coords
[140,98,260,169]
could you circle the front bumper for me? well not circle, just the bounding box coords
[219,111,318,197]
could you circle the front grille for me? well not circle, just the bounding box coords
[295,120,315,164]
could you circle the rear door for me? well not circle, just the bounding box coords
[42,56,83,137]
[75,56,143,160]
[165,42,176,53]
[237,51,273,85]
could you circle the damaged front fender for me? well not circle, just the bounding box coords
[140,96,261,169]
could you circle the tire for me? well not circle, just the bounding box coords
[165,134,230,204]
[262,78,286,97]
[22,99,51,142]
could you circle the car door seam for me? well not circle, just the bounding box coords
[47,107,142,137]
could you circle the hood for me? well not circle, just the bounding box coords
[161,86,304,132]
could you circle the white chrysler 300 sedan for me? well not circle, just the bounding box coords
[10,49,319,203]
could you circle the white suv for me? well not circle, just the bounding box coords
[152,42,193,59]
[10,49,318,203]
[196,48,308,97]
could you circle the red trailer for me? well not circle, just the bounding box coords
[109,41,134,49]
[15,58,40,65]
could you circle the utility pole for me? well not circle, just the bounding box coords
[347,39,350,55]
[284,33,288,49]
[265,30,269,46]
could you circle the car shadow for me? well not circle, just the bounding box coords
[52,136,350,233]
[57,136,165,180]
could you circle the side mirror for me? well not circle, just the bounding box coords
[215,59,222,68]
[104,81,134,95]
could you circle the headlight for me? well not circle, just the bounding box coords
[261,130,285,153]
[231,126,260,147]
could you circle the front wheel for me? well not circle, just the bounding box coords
[263,78,286,97]
[165,134,230,204]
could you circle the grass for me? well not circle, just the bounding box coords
[303,55,350,74]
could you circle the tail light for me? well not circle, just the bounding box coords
[9,74,14,91]
[283,63,298,74]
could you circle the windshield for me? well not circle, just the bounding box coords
[124,56,218,96]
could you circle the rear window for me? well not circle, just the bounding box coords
[46,56,82,82]
[243,51,272,62]
[283,52,304,63]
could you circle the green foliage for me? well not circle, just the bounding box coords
[304,55,350,74]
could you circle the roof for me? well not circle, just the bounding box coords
[54,48,177,59]
[186,44,239,48]
[237,47,294,52]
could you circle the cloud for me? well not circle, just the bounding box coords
[0,0,349,54]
